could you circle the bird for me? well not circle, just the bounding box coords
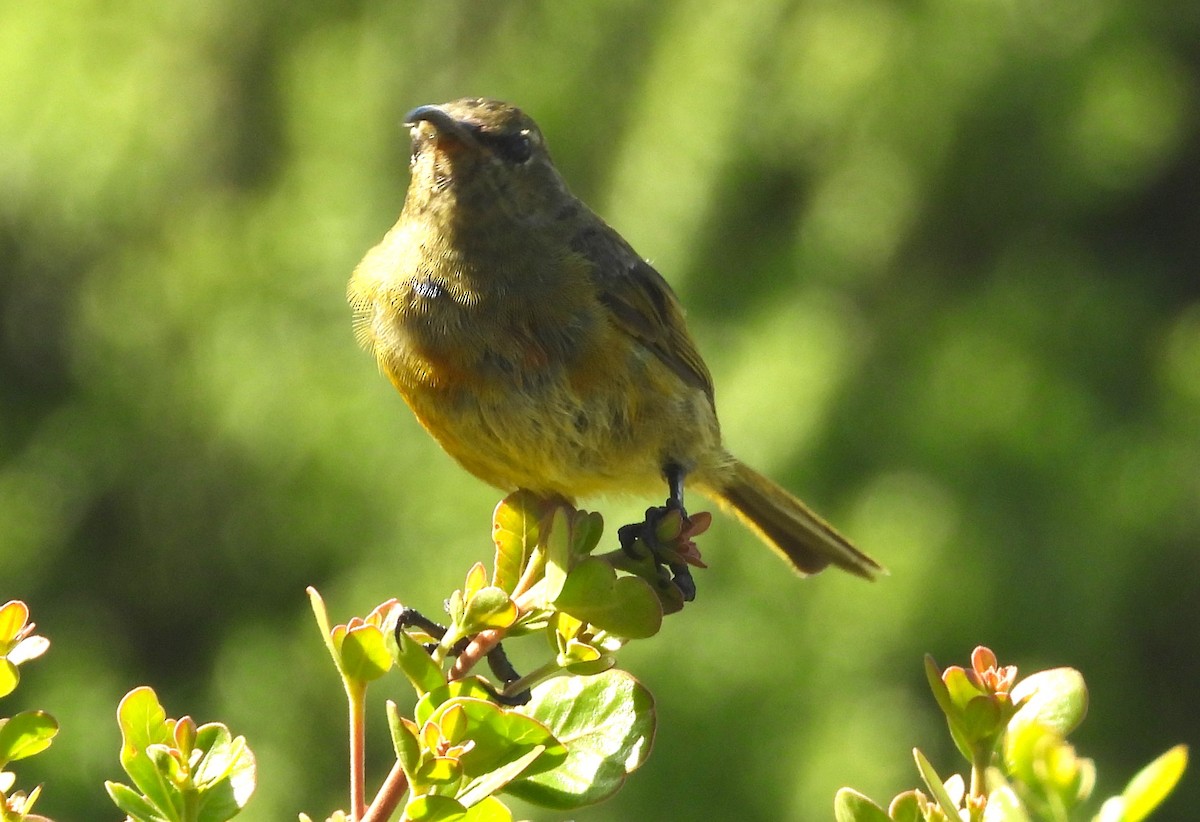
[348,97,881,591]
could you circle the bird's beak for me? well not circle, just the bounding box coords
[404,105,475,148]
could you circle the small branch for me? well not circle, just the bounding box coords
[362,760,409,822]
[348,684,367,821]
[501,660,561,698]
[448,628,506,680]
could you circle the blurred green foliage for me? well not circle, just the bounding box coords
[1,0,1196,819]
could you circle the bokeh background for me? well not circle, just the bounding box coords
[2,1,1198,819]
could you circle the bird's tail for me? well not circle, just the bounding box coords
[707,459,883,579]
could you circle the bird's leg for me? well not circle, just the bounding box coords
[665,461,686,512]
[396,607,467,655]
[482,643,530,706]
[617,463,697,601]
[394,607,530,706]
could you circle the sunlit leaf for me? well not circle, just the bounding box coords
[424,697,566,780]
[339,622,393,683]
[1118,743,1188,822]
[913,748,962,820]
[541,506,572,602]
[459,794,513,821]
[0,660,18,699]
[1009,668,1088,738]
[886,790,927,822]
[458,745,545,808]
[506,669,655,809]
[833,787,891,822]
[983,784,1031,822]
[395,631,447,697]
[387,701,423,786]
[0,601,29,644]
[570,509,604,557]
[405,793,468,821]
[116,687,181,819]
[105,780,171,822]
[415,680,503,728]
[553,557,662,640]
[7,635,48,666]
[462,587,518,634]
[0,710,58,764]
[192,723,257,819]
[492,492,545,594]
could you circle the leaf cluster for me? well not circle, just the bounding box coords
[0,601,56,822]
[104,688,256,822]
[303,492,674,821]
[836,647,1187,822]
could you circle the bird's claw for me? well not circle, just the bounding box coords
[618,505,698,602]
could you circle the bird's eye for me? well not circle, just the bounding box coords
[477,128,533,164]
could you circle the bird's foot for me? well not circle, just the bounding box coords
[617,502,710,604]
[395,607,530,706]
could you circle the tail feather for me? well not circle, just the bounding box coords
[707,459,883,580]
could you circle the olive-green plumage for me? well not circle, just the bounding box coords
[349,97,881,580]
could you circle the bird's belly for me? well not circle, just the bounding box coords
[382,336,720,500]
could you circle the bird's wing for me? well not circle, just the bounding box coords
[594,256,715,404]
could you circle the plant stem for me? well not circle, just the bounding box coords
[970,757,985,798]
[448,628,506,680]
[362,760,409,822]
[968,750,989,822]
[502,659,561,697]
[348,682,367,821]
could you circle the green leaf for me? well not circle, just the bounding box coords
[541,506,572,602]
[570,510,604,557]
[0,601,29,643]
[1009,668,1088,738]
[458,745,545,808]
[405,793,469,821]
[426,697,566,780]
[118,686,172,752]
[1003,719,1052,787]
[339,622,393,683]
[191,724,257,821]
[462,587,518,634]
[459,795,513,821]
[926,657,955,720]
[553,558,662,640]
[1118,743,1188,822]
[307,587,341,672]
[833,787,891,822]
[506,669,655,809]
[387,701,422,786]
[105,780,172,822]
[942,665,986,711]
[492,492,545,594]
[191,724,231,787]
[983,784,1031,822]
[559,642,616,676]
[415,680,497,728]
[886,790,927,822]
[913,748,962,820]
[117,687,183,820]
[406,793,513,822]
[0,710,58,765]
[1096,796,1127,822]
[395,631,447,697]
[415,755,463,787]
[961,694,1003,745]
[0,659,17,698]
